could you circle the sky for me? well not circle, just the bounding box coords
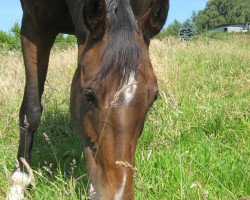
[0,0,208,32]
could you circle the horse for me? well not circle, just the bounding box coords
[8,0,169,199]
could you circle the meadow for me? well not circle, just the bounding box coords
[0,33,249,199]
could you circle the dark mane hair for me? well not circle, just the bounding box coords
[96,0,141,84]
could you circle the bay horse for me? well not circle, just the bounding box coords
[8,0,169,199]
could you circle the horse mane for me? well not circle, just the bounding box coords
[96,0,141,84]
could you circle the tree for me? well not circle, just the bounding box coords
[179,19,195,39]
[195,0,250,32]
[10,22,21,39]
[157,19,182,39]
[0,23,21,50]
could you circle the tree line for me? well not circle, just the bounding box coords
[0,23,76,51]
[158,0,250,39]
[1,0,249,50]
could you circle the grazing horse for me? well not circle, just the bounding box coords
[8,0,169,199]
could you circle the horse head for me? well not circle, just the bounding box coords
[71,0,169,199]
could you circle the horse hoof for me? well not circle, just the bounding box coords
[8,170,32,200]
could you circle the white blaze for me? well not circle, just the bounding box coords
[114,173,127,200]
[123,73,137,105]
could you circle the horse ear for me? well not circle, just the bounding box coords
[138,0,169,44]
[83,0,106,37]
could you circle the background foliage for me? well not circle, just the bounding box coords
[157,19,182,39]
[0,23,21,50]
[0,23,76,51]
[195,0,250,32]
[0,0,249,48]
[158,0,250,39]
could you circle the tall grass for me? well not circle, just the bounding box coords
[0,34,249,199]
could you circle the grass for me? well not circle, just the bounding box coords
[0,33,249,199]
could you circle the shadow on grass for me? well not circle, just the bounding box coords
[30,104,88,195]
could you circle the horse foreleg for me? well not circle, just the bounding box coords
[8,15,56,200]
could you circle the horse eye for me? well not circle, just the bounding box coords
[83,88,96,104]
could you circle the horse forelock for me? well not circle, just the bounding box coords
[95,0,141,85]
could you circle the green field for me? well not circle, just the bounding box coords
[0,33,249,199]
